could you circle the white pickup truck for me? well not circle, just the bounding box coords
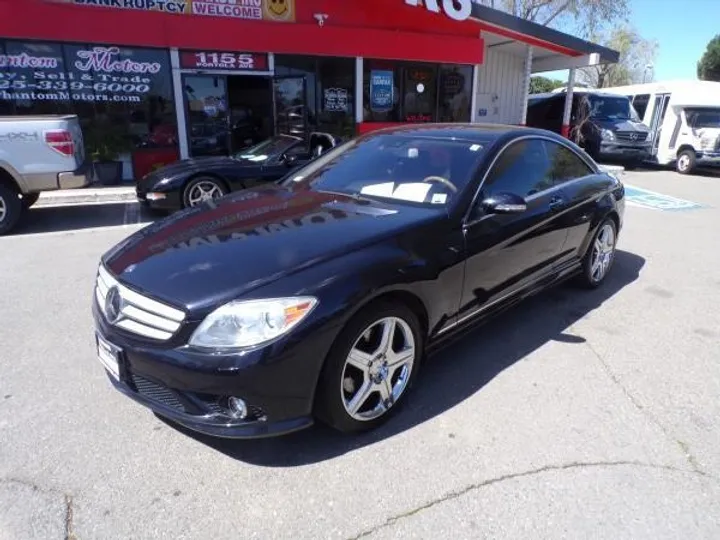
[0,115,88,235]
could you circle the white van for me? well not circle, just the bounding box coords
[602,80,720,174]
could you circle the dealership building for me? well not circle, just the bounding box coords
[0,0,619,181]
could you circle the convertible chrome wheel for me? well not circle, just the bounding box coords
[590,222,616,283]
[340,316,416,422]
[185,178,226,207]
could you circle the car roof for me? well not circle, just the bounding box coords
[359,122,564,145]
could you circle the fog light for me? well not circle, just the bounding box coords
[146,192,167,201]
[227,396,248,419]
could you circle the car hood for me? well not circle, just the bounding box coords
[593,118,649,134]
[102,186,438,312]
[143,156,258,181]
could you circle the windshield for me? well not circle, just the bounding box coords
[685,108,720,128]
[234,136,301,162]
[279,133,488,207]
[585,94,641,121]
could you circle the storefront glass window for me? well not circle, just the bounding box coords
[0,39,178,182]
[438,65,473,122]
[274,55,355,140]
[363,60,472,124]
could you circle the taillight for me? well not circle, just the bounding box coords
[45,130,74,157]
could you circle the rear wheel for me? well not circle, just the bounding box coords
[676,149,696,174]
[0,183,22,236]
[576,217,618,289]
[182,176,227,208]
[315,301,423,434]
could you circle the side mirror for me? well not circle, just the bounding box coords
[282,153,298,167]
[481,192,527,214]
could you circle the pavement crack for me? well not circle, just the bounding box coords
[347,460,710,539]
[584,339,706,476]
[65,494,77,540]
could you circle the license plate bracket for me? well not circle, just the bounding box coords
[96,333,122,381]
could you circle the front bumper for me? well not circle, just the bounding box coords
[598,142,651,161]
[91,300,329,439]
[136,182,182,211]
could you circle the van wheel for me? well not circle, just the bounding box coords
[0,183,23,236]
[676,149,696,174]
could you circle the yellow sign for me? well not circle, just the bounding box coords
[45,0,295,22]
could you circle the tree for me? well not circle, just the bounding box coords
[578,25,658,88]
[476,0,630,36]
[529,76,564,93]
[697,35,720,82]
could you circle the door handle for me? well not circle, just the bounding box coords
[549,196,565,212]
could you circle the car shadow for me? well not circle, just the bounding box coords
[8,203,156,236]
[163,250,646,466]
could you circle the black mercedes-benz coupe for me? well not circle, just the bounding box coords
[136,132,338,213]
[93,123,625,439]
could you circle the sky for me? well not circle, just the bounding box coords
[542,0,720,83]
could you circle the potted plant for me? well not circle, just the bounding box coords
[84,121,134,186]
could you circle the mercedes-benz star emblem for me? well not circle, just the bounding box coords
[105,286,123,324]
[630,133,638,140]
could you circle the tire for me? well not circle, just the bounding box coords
[181,176,228,208]
[315,300,424,434]
[576,217,618,289]
[0,183,23,236]
[676,149,696,175]
[21,192,40,209]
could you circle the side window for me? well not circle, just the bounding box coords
[544,140,594,185]
[632,94,650,120]
[482,139,554,198]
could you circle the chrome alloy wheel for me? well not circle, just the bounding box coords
[187,180,224,206]
[590,223,616,282]
[0,195,6,223]
[677,154,691,173]
[340,316,416,422]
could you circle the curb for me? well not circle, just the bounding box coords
[36,186,137,207]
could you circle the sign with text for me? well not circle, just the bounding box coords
[46,0,296,22]
[404,0,472,22]
[369,70,394,113]
[179,51,269,71]
[0,43,170,105]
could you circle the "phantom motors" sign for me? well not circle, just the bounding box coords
[404,0,473,21]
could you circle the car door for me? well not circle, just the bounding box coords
[458,137,571,319]
[546,140,618,266]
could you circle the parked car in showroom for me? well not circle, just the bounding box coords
[136,132,338,212]
[93,123,625,439]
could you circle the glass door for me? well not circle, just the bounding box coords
[273,76,308,138]
[182,75,231,157]
[649,93,671,156]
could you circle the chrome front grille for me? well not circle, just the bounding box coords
[615,131,648,142]
[95,264,186,341]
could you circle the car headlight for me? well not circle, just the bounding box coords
[188,297,318,350]
[601,128,615,141]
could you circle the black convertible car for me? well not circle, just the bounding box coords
[136,132,338,212]
[93,123,625,439]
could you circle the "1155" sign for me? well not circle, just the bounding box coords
[180,50,269,71]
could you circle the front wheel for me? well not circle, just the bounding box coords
[576,217,618,289]
[676,149,696,175]
[315,301,423,434]
[182,176,228,208]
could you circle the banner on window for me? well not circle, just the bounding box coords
[369,70,394,113]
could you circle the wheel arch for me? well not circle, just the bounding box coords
[676,144,696,158]
[0,165,23,194]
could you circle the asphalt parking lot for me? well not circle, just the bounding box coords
[1,168,719,539]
